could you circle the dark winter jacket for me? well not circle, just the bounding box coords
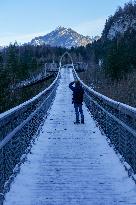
[69,81,84,104]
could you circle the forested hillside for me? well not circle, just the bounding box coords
[77,1,136,107]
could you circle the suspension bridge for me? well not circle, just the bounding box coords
[0,53,136,205]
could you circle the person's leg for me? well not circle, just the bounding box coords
[74,103,80,123]
[79,104,84,123]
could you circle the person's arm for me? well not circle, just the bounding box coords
[69,81,75,91]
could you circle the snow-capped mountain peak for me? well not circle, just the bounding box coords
[30,26,95,48]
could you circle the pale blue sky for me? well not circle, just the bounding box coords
[0,0,130,45]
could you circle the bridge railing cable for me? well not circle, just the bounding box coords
[72,67,136,173]
[0,68,61,194]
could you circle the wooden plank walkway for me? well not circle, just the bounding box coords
[4,68,136,205]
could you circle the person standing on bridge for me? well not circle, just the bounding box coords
[69,80,84,124]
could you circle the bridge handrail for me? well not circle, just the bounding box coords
[0,68,61,140]
[0,67,61,194]
[73,66,136,173]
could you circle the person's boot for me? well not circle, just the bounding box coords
[74,120,80,124]
[81,119,84,124]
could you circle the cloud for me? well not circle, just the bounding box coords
[74,18,106,37]
[0,31,49,46]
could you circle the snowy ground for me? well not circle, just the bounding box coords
[4,68,136,205]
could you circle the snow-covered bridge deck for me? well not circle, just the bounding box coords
[4,68,136,205]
